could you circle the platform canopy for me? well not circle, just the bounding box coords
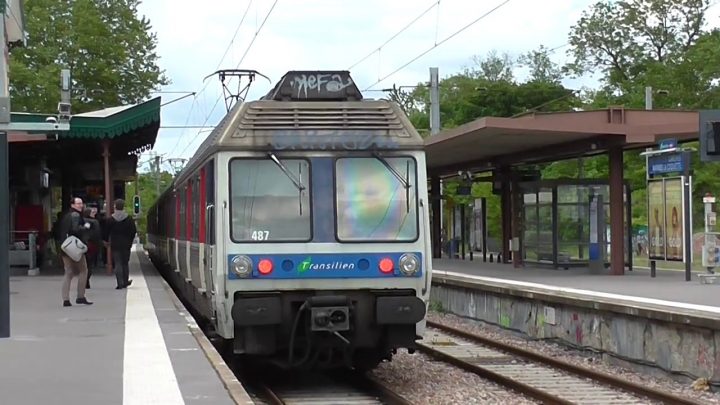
[425,108,699,176]
[9,97,161,153]
[9,97,161,182]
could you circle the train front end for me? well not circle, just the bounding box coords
[215,71,432,370]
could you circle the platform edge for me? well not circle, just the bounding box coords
[141,250,256,405]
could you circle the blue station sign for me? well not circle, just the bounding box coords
[658,138,678,150]
[648,152,689,176]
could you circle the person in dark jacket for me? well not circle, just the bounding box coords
[83,207,102,289]
[58,197,93,307]
[104,199,137,289]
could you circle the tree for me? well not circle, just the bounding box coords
[8,0,169,113]
[519,45,564,84]
[566,0,720,104]
[466,50,515,82]
[565,0,720,230]
[126,170,174,241]
[399,50,578,240]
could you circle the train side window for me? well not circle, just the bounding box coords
[167,196,173,238]
[186,180,193,241]
[175,193,180,240]
[193,175,200,242]
[156,204,162,236]
[179,185,186,239]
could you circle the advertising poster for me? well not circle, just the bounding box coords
[664,178,684,261]
[472,198,484,251]
[647,179,665,260]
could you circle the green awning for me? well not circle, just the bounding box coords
[11,97,161,140]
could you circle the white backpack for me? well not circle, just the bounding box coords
[61,235,87,262]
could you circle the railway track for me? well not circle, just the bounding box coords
[245,368,412,405]
[422,320,702,405]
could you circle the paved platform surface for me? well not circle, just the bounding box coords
[433,258,720,308]
[0,246,250,405]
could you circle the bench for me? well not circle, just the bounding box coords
[697,273,720,284]
[537,251,571,269]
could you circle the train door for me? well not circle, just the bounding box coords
[203,160,216,296]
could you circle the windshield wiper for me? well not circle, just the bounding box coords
[268,152,305,191]
[268,152,305,216]
[372,152,412,212]
[372,152,410,190]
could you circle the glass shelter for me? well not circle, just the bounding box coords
[520,180,632,270]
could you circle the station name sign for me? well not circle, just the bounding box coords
[648,152,689,176]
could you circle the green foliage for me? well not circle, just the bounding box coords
[518,45,564,84]
[398,1,720,242]
[125,171,173,240]
[9,0,169,113]
[428,300,447,313]
[405,47,579,133]
[565,0,720,232]
[566,0,713,88]
[566,0,720,110]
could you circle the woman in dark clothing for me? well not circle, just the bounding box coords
[83,208,102,288]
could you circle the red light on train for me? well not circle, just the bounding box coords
[258,259,274,275]
[379,258,394,274]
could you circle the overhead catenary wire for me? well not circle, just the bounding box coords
[167,0,256,158]
[363,0,512,91]
[347,0,441,71]
[178,0,280,159]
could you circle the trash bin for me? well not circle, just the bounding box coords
[449,238,460,258]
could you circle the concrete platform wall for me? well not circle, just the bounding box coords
[430,281,720,383]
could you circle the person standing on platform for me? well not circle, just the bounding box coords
[104,199,137,289]
[83,207,102,289]
[58,197,93,307]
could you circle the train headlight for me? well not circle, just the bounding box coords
[398,253,420,276]
[231,255,252,278]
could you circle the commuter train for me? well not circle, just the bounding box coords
[145,71,432,370]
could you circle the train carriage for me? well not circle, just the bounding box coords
[146,71,432,370]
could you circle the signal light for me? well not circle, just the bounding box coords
[133,195,141,215]
[379,258,394,274]
[258,259,274,275]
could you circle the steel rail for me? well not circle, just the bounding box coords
[426,320,702,405]
[417,342,572,404]
[251,370,415,405]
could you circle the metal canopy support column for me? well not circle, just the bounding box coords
[103,140,113,274]
[500,168,511,264]
[512,178,522,268]
[626,184,633,271]
[430,176,442,259]
[609,147,625,275]
[551,186,559,269]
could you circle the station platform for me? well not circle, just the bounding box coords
[433,258,720,309]
[0,245,253,405]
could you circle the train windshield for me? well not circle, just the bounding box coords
[229,158,311,242]
[335,157,418,242]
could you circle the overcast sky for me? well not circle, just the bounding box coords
[136,0,719,168]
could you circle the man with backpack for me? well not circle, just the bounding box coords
[104,199,137,289]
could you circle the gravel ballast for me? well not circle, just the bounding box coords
[427,311,720,404]
[371,348,537,404]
